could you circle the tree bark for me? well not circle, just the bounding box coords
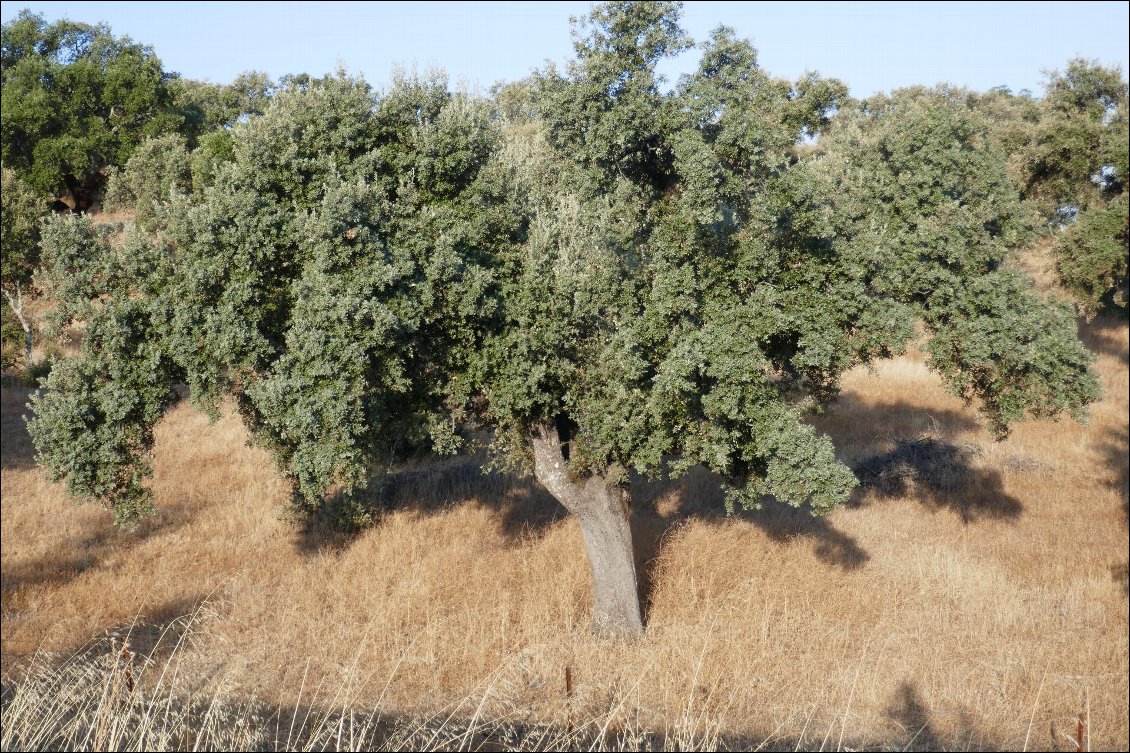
[2,285,33,364]
[530,423,643,636]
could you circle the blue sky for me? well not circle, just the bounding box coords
[1,1,1127,97]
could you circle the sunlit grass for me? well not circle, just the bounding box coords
[2,302,1126,750]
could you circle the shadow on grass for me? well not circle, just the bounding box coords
[806,396,1024,523]
[0,657,1010,752]
[884,681,1000,752]
[1077,311,1129,366]
[639,470,870,571]
[850,437,1023,523]
[0,385,36,471]
[1098,424,1129,595]
[296,399,1030,623]
[294,458,566,555]
[0,592,210,674]
[1,490,201,612]
[628,468,872,621]
[0,530,112,597]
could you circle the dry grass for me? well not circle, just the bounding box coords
[2,309,1127,750]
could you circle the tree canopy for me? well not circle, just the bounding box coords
[1039,60,1128,315]
[1,10,181,204]
[25,2,1105,633]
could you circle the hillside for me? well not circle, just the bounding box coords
[2,298,1125,750]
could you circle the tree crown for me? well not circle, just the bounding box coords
[27,2,1101,527]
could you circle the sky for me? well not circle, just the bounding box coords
[1,1,1128,98]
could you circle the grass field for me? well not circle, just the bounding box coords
[2,285,1127,748]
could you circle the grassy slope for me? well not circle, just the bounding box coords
[1,263,1127,750]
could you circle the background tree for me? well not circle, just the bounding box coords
[1041,62,1128,316]
[0,164,45,364]
[171,70,276,145]
[27,2,1101,635]
[811,86,1099,430]
[986,59,1129,315]
[1,10,181,210]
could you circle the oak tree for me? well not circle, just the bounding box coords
[28,3,1100,635]
[1,10,180,209]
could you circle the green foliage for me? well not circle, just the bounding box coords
[1,164,45,366]
[1,10,181,197]
[30,70,517,522]
[1004,59,1127,211]
[534,1,692,189]
[1,304,24,370]
[813,85,1100,434]
[1,164,44,290]
[171,71,275,145]
[1054,192,1129,315]
[190,129,235,193]
[1036,60,1129,316]
[29,215,181,524]
[978,59,1129,315]
[103,134,192,228]
[480,10,890,512]
[27,2,1102,529]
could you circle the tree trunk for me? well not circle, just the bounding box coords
[2,285,33,365]
[62,171,108,213]
[530,424,643,636]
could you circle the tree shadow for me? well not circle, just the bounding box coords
[1,530,112,598]
[1,591,211,675]
[296,398,1029,626]
[1098,425,1129,506]
[1098,425,1129,595]
[0,663,1013,752]
[811,396,985,455]
[1,386,36,471]
[100,595,215,665]
[1077,311,1129,365]
[850,437,1023,523]
[1,500,199,622]
[807,395,1023,523]
[635,467,870,570]
[629,466,871,622]
[295,457,566,555]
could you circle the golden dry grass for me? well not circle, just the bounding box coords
[2,312,1127,750]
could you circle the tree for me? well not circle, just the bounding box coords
[171,70,276,145]
[1042,63,1129,316]
[811,86,1099,430]
[990,58,1129,315]
[1,10,181,210]
[1054,191,1129,314]
[28,3,1100,635]
[1,165,45,364]
[30,68,512,524]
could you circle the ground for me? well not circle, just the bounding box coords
[1,278,1127,750]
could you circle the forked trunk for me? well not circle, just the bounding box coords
[530,424,643,635]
